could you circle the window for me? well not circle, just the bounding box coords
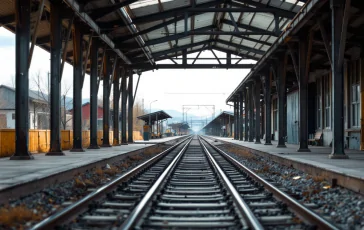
[12,113,15,120]
[273,99,278,131]
[316,78,322,129]
[324,75,331,128]
[350,60,360,128]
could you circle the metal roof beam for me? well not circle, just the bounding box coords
[151,40,211,58]
[233,0,296,18]
[212,46,260,61]
[62,0,131,64]
[128,0,224,24]
[129,63,255,69]
[216,39,265,55]
[143,25,215,47]
[222,19,281,36]
[87,0,139,20]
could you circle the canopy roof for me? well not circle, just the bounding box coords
[168,122,190,130]
[137,110,172,122]
[202,111,234,130]
[0,0,307,73]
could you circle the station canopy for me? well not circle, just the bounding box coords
[137,110,172,123]
[0,0,307,73]
[202,111,234,130]
[169,122,190,130]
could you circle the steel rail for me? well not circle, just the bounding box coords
[120,137,193,229]
[31,136,191,230]
[199,135,340,230]
[198,137,264,230]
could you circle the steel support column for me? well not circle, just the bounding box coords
[121,70,128,144]
[102,54,111,147]
[249,84,254,142]
[298,38,311,152]
[255,79,261,144]
[88,39,100,149]
[128,70,134,143]
[244,89,249,141]
[264,72,272,145]
[277,59,287,148]
[11,0,33,160]
[236,99,240,140]
[47,1,63,156]
[239,92,244,140]
[329,0,348,158]
[233,101,237,139]
[70,22,84,152]
[113,65,120,146]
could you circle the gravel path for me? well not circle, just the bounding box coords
[217,143,364,230]
[0,145,168,229]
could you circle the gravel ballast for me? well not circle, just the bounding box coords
[216,143,364,230]
[0,145,168,229]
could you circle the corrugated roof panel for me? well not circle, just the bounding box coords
[221,23,236,33]
[130,0,160,17]
[219,35,233,42]
[162,0,190,11]
[145,29,168,40]
[192,13,215,29]
[239,13,255,29]
[138,20,165,31]
[240,39,258,48]
[149,41,171,53]
[192,35,210,43]
[250,13,275,30]
[259,45,270,52]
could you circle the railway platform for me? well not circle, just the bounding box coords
[0,135,183,202]
[207,136,364,194]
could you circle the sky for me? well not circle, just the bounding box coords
[0,27,254,128]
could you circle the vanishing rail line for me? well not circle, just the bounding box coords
[32,135,338,229]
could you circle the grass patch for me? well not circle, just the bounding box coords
[0,206,42,225]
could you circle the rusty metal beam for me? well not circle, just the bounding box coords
[28,0,45,68]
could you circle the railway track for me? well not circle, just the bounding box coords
[31,135,338,230]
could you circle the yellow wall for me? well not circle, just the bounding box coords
[0,129,143,158]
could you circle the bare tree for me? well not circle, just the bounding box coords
[31,71,50,130]
[61,83,73,130]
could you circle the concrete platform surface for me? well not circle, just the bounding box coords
[209,136,364,180]
[0,136,183,192]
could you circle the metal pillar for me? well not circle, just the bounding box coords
[11,0,33,160]
[249,84,254,142]
[264,73,272,145]
[277,59,287,148]
[244,89,249,141]
[255,79,261,144]
[121,69,128,144]
[47,1,63,156]
[70,22,84,152]
[234,101,237,139]
[236,99,240,139]
[113,65,121,146]
[101,54,111,147]
[239,92,244,140]
[329,0,348,158]
[298,38,311,152]
[128,70,134,143]
[88,39,100,149]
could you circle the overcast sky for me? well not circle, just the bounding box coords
[0,27,254,123]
